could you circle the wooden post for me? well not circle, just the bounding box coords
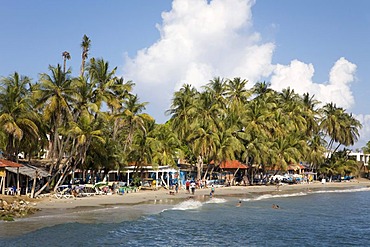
[30,170,38,198]
[25,176,29,195]
[0,177,3,195]
[155,171,158,189]
[0,168,6,195]
[17,167,20,195]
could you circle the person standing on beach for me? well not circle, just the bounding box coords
[175,182,179,193]
[190,181,196,195]
[186,180,190,193]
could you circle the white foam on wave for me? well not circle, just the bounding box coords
[242,192,307,202]
[171,199,203,211]
[312,187,370,194]
[240,186,370,202]
[205,197,227,204]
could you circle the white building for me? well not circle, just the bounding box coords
[348,152,370,166]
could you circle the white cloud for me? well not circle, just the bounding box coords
[270,57,356,110]
[123,0,274,121]
[122,0,369,149]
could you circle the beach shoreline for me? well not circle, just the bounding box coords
[1,179,370,238]
[33,178,370,209]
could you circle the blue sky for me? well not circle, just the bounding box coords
[1,0,370,149]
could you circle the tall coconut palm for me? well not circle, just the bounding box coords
[88,58,117,110]
[301,93,321,136]
[36,64,75,162]
[278,87,307,133]
[167,84,198,141]
[203,77,227,107]
[62,51,71,74]
[80,34,91,77]
[225,77,250,104]
[108,77,135,141]
[225,77,251,119]
[120,94,150,153]
[126,118,159,179]
[65,109,106,185]
[321,103,362,154]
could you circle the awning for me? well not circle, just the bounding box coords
[6,163,49,178]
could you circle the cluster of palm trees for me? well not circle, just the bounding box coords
[0,35,363,195]
[0,35,178,195]
[167,78,362,181]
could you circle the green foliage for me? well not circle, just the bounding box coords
[0,36,363,184]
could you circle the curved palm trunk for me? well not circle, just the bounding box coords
[196,156,204,180]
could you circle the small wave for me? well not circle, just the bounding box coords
[240,187,370,202]
[312,187,370,194]
[171,199,203,211]
[242,192,308,202]
[205,198,227,204]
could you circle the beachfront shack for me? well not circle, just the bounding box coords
[287,163,306,175]
[0,159,22,195]
[5,163,49,197]
[219,160,249,185]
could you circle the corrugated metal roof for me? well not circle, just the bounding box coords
[0,159,23,168]
[6,163,49,178]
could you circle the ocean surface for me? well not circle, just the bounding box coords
[1,186,370,247]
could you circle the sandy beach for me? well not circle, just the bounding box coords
[1,179,370,238]
[34,179,370,210]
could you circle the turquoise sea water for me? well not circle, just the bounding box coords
[1,186,370,247]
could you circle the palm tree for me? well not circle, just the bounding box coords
[305,134,327,171]
[65,109,106,185]
[126,118,159,180]
[120,94,151,153]
[88,58,117,110]
[278,87,307,133]
[36,64,75,162]
[80,34,91,77]
[108,77,135,141]
[320,149,358,181]
[150,122,180,168]
[301,93,321,136]
[321,103,362,154]
[225,77,250,103]
[269,135,306,172]
[62,51,71,74]
[0,72,39,161]
[362,141,370,154]
[167,84,198,141]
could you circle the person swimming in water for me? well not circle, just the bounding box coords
[236,200,242,207]
[272,204,280,209]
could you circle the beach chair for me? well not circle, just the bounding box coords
[54,185,74,199]
[80,184,96,197]
[5,187,15,195]
[93,182,109,195]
